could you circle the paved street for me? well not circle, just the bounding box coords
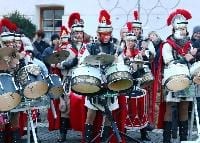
[21,125,199,143]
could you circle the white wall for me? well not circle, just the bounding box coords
[0,0,199,40]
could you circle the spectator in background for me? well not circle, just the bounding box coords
[192,26,200,49]
[33,30,50,60]
[191,26,200,121]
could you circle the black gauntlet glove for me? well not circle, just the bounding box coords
[62,57,78,69]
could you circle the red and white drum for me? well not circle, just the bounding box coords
[126,88,148,129]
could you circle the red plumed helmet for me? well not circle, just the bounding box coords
[97,9,113,33]
[68,12,84,32]
[60,26,69,38]
[132,10,142,28]
[98,10,111,25]
[125,22,136,40]
[167,8,192,28]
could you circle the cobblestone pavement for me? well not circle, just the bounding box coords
[21,127,199,143]
[19,104,199,143]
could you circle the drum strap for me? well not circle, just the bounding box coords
[166,38,191,56]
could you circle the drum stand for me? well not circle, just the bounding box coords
[186,85,200,143]
[27,107,38,143]
[90,96,141,143]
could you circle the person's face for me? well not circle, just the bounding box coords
[15,40,22,51]
[125,39,136,49]
[52,38,60,47]
[132,27,142,37]
[193,32,200,40]
[174,27,187,39]
[99,32,112,43]
[149,33,158,42]
[3,40,14,48]
[120,28,128,40]
[73,31,84,42]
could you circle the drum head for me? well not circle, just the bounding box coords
[165,75,190,92]
[0,92,21,111]
[48,86,64,99]
[108,79,133,92]
[72,84,100,94]
[23,81,48,99]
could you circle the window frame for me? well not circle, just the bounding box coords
[40,6,64,37]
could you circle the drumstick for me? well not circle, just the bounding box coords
[50,99,57,119]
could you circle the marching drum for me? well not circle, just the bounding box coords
[105,63,133,92]
[163,63,190,92]
[0,73,21,111]
[47,74,64,99]
[71,65,102,95]
[190,61,200,84]
[140,65,154,88]
[17,64,48,99]
[126,88,148,129]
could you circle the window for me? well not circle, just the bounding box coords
[40,7,64,40]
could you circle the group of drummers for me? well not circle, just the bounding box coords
[0,8,200,143]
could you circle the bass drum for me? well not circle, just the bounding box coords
[163,63,190,92]
[105,63,133,92]
[0,73,21,111]
[71,65,102,95]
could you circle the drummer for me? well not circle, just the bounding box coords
[79,10,128,143]
[122,22,154,141]
[57,12,86,142]
[162,9,196,142]
[0,30,22,143]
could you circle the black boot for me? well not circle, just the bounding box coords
[140,128,151,141]
[0,131,5,143]
[57,118,69,142]
[84,124,93,143]
[163,121,172,143]
[144,122,155,131]
[101,126,111,142]
[11,129,22,143]
[179,120,188,141]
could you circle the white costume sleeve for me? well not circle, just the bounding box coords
[78,48,90,64]
[162,43,174,65]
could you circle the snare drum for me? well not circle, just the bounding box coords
[190,61,200,84]
[126,88,148,129]
[163,63,190,92]
[105,63,133,92]
[0,73,21,111]
[17,64,48,99]
[71,65,102,95]
[47,74,64,99]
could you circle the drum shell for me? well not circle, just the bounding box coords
[105,63,133,92]
[0,73,21,111]
[71,65,102,95]
[126,88,148,129]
